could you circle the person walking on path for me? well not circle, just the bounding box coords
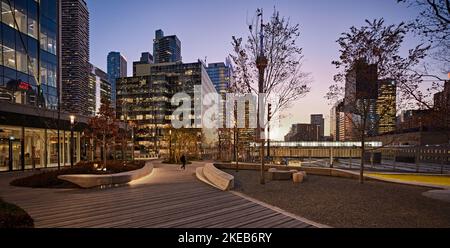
[180,154,187,170]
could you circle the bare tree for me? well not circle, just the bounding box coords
[230,8,310,180]
[327,19,430,183]
[230,7,311,124]
[398,0,450,71]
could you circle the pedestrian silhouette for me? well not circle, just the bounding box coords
[180,154,187,170]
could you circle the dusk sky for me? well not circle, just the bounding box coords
[87,0,422,140]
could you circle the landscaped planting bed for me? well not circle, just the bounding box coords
[10,160,145,189]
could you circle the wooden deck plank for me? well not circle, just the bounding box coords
[66,196,248,228]
[131,199,252,228]
[159,202,261,228]
[44,193,242,228]
[30,187,221,220]
[0,161,316,228]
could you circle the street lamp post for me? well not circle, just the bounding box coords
[8,136,14,171]
[169,129,172,162]
[70,115,75,168]
[131,126,135,161]
[256,9,267,185]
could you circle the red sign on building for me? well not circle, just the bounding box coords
[18,81,31,91]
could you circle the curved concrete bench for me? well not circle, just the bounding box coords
[196,163,234,191]
[268,168,298,181]
[58,161,154,188]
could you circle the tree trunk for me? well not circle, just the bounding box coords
[112,140,116,161]
[360,132,365,184]
[90,138,94,161]
[121,139,125,161]
[103,134,107,169]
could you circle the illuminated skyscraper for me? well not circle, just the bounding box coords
[61,0,90,115]
[377,79,396,134]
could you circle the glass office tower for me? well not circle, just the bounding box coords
[116,61,217,157]
[107,51,127,108]
[0,0,83,172]
[1,0,58,109]
[153,29,181,64]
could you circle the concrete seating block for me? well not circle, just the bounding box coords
[202,163,234,191]
[268,169,295,181]
[293,172,304,183]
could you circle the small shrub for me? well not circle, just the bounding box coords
[0,198,34,228]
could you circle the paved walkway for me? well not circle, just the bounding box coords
[0,161,316,228]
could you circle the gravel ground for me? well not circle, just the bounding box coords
[225,169,450,228]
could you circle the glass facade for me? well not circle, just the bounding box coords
[107,52,127,108]
[116,61,217,156]
[0,125,81,172]
[0,0,58,110]
[153,29,181,64]
[88,63,111,116]
[206,61,231,97]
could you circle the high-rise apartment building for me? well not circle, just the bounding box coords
[61,0,90,115]
[88,64,111,116]
[153,29,181,64]
[107,51,127,107]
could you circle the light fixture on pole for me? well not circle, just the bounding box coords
[70,115,75,168]
[169,129,172,162]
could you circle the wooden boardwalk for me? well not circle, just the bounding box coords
[0,162,316,228]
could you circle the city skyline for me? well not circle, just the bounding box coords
[87,0,426,140]
[1,0,449,233]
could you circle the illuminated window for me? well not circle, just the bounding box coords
[1,1,15,28]
[40,26,57,55]
[16,49,28,74]
[3,45,16,69]
[14,4,27,34]
[28,13,38,38]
